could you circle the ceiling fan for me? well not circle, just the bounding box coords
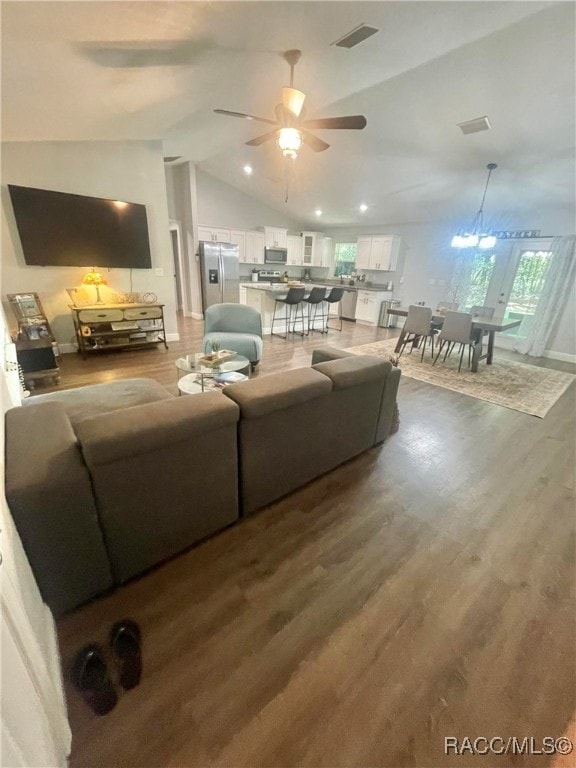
[214,49,367,158]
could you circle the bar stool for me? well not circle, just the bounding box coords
[271,287,306,339]
[324,287,345,331]
[304,287,327,334]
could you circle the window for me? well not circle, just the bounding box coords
[334,243,357,276]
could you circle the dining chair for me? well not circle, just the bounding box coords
[433,311,475,372]
[398,305,435,362]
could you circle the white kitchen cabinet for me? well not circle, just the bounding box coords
[197,225,231,243]
[230,229,247,262]
[263,227,288,248]
[354,235,401,271]
[355,236,372,270]
[239,286,248,305]
[300,231,318,266]
[318,236,334,268]
[287,234,303,266]
[355,290,392,325]
[246,231,265,264]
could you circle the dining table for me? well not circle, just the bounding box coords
[387,307,522,373]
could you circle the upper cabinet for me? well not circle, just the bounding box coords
[230,229,246,262]
[287,234,303,266]
[197,225,231,243]
[355,235,401,271]
[300,231,331,267]
[263,227,288,249]
[245,231,265,264]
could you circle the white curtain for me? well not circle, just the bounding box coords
[513,235,576,357]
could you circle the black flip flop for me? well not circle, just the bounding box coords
[110,619,142,690]
[71,644,117,716]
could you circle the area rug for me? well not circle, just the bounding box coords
[345,338,575,418]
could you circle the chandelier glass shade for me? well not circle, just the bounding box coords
[277,127,302,158]
[451,163,498,249]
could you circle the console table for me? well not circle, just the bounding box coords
[70,303,168,358]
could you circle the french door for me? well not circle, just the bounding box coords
[461,239,553,338]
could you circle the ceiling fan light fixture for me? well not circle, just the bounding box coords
[278,127,302,158]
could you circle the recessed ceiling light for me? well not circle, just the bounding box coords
[315,209,322,217]
[243,165,253,175]
[359,203,368,212]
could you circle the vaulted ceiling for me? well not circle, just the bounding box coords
[2,1,574,228]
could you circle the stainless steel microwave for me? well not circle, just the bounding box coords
[264,246,287,264]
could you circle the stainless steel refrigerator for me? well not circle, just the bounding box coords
[198,241,240,310]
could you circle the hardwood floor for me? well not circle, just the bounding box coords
[54,315,575,767]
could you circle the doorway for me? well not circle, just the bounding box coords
[459,239,553,339]
[169,221,185,312]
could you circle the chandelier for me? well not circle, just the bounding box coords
[451,163,498,249]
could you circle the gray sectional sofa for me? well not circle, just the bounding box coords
[4,347,400,616]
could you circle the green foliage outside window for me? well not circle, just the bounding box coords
[334,243,357,276]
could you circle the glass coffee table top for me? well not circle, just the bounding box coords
[175,352,250,394]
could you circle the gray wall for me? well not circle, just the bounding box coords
[1,141,177,348]
[195,169,304,232]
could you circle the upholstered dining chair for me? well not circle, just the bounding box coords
[203,303,263,370]
[398,305,435,362]
[432,311,475,372]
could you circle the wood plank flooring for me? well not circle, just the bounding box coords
[54,315,576,767]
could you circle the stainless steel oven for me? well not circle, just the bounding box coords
[264,246,287,265]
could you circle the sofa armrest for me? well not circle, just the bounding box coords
[310,346,354,365]
[5,402,113,615]
[75,393,239,466]
[313,355,392,389]
[376,365,401,443]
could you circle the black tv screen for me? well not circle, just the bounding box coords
[8,184,152,269]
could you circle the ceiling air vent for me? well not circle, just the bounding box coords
[457,116,491,135]
[332,24,379,49]
[163,156,182,163]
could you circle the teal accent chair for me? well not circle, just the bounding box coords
[203,303,263,370]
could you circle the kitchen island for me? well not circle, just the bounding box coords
[241,282,393,331]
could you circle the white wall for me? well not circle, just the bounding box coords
[195,169,304,232]
[327,217,576,357]
[1,141,178,348]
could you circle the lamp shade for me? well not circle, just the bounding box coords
[82,268,107,286]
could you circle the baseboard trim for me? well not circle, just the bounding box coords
[166,333,180,342]
[191,312,204,320]
[494,336,575,363]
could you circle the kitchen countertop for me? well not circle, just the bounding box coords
[241,281,392,293]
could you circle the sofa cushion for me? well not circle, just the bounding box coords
[24,377,173,427]
[313,355,392,389]
[223,367,332,419]
[75,393,239,466]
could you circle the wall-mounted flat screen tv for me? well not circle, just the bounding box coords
[8,184,152,269]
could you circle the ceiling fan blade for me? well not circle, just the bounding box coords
[301,131,330,153]
[245,129,280,147]
[303,115,367,130]
[214,109,278,126]
[282,87,306,118]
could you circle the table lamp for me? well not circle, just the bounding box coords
[82,268,107,304]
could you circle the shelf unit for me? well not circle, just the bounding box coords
[70,303,168,358]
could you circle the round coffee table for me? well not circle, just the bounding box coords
[175,352,250,395]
